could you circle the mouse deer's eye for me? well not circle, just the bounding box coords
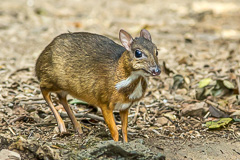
[156,50,158,56]
[135,50,142,58]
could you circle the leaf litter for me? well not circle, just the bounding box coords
[0,0,240,159]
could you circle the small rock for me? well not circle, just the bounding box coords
[163,99,168,104]
[176,88,188,95]
[0,149,21,160]
[8,103,14,108]
[174,94,184,101]
[139,106,147,113]
[5,107,13,116]
[156,117,170,126]
[230,110,240,117]
[163,112,177,121]
[76,139,165,160]
[26,105,37,112]
[1,91,8,99]
[53,126,59,134]
[181,102,208,117]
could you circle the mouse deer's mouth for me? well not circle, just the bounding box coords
[148,66,161,76]
[141,69,152,76]
[138,66,161,77]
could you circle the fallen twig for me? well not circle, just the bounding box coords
[3,67,30,82]
[131,105,140,124]
[8,127,16,135]
[20,100,46,105]
[205,100,218,107]
[9,116,26,124]
[152,129,161,135]
[19,97,44,101]
[145,102,159,108]
[203,111,210,119]
[205,100,227,113]
[60,112,105,122]
[25,122,60,127]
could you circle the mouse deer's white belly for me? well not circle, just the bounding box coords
[114,103,131,111]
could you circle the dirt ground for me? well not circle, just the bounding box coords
[0,0,240,159]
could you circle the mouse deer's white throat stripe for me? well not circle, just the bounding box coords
[115,70,147,90]
[116,74,138,90]
[129,79,142,100]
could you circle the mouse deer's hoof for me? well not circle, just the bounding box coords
[72,121,83,136]
[59,132,72,137]
[59,123,67,133]
[75,125,83,136]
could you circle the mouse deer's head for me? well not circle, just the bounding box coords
[119,29,160,76]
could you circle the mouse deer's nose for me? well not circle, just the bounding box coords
[150,66,161,76]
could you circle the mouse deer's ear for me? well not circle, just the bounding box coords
[119,29,133,51]
[140,29,152,42]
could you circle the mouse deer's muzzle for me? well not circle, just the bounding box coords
[150,66,161,76]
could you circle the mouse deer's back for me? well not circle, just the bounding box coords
[36,32,126,105]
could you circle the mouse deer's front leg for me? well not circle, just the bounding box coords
[101,103,119,141]
[120,109,129,142]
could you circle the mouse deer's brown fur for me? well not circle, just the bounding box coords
[35,29,160,142]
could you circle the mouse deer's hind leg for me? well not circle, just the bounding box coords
[41,88,67,134]
[57,92,83,135]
